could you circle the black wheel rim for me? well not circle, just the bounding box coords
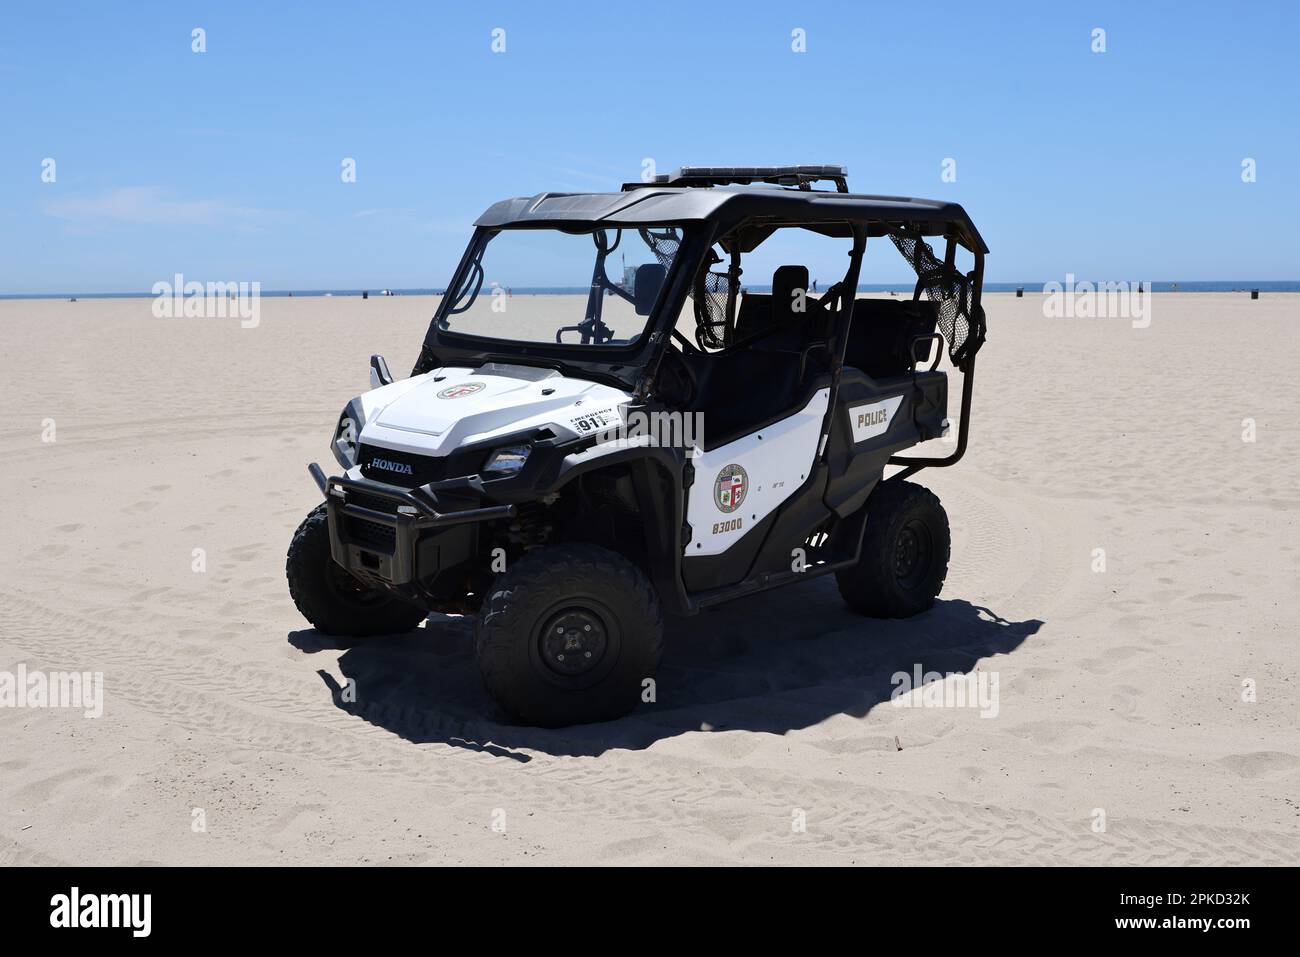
[894,519,934,591]
[528,598,622,690]
[539,607,609,678]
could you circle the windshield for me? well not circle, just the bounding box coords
[436,226,684,346]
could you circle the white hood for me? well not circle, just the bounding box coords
[356,366,633,456]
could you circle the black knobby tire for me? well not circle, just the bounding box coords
[836,480,950,618]
[475,543,663,727]
[285,504,428,638]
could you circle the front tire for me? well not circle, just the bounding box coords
[475,543,663,727]
[286,504,428,638]
[836,480,950,618]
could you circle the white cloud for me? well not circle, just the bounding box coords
[351,207,417,220]
[351,207,470,234]
[43,186,283,229]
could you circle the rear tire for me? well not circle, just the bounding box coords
[475,543,663,727]
[836,480,950,618]
[286,504,428,638]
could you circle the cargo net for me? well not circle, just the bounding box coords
[641,228,729,349]
[889,229,986,371]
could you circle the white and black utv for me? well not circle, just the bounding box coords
[287,165,988,726]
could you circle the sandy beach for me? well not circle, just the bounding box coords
[1,291,1297,866]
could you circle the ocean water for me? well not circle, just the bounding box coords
[3,281,1298,300]
[980,281,1300,293]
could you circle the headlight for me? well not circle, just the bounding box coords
[482,444,530,476]
[332,403,361,468]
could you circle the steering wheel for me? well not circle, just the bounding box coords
[556,320,615,345]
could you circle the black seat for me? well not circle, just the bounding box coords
[682,349,804,449]
[771,264,809,325]
[734,291,772,338]
[843,298,938,378]
[736,265,811,349]
[680,265,825,449]
[632,262,666,313]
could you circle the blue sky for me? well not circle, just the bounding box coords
[1,1,1296,293]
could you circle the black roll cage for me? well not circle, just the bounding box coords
[415,189,985,480]
[642,216,985,480]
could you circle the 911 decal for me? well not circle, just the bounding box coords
[570,408,618,434]
[848,395,904,443]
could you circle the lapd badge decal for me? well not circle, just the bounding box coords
[714,464,748,513]
[437,381,486,399]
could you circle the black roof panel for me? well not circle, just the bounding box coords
[473,187,987,253]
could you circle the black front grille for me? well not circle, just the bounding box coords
[345,514,396,550]
[338,487,401,551]
[346,490,402,515]
[358,444,449,488]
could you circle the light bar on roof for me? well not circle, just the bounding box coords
[672,165,848,179]
[642,165,850,192]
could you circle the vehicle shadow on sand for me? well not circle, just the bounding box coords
[288,575,1042,760]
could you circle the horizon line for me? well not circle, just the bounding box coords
[5,279,1300,300]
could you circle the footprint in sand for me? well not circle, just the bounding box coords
[11,767,101,805]
[1004,718,1095,746]
[810,735,899,755]
[1078,644,1146,675]
[1112,614,1150,632]
[1109,690,1139,717]
[597,834,664,861]
[1217,751,1300,780]
[263,804,329,849]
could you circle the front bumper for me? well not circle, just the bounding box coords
[309,463,515,586]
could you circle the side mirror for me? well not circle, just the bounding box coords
[633,263,667,316]
[370,354,394,389]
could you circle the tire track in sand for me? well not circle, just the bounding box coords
[4,587,1294,865]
